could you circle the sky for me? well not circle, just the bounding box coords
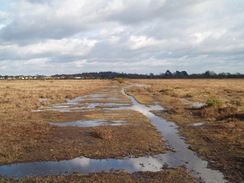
[0,0,243,75]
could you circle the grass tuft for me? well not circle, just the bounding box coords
[206,97,224,107]
[91,129,114,140]
[159,89,173,93]
[114,77,126,84]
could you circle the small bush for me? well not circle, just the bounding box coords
[170,107,184,114]
[185,93,194,98]
[159,89,173,93]
[114,77,125,84]
[231,98,244,106]
[200,105,238,119]
[206,97,224,107]
[91,129,113,140]
[175,87,183,89]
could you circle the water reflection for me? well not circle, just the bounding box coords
[180,99,205,107]
[0,154,181,178]
[0,85,226,183]
[36,102,130,113]
[49,119,126,127]
[39,98,51,102]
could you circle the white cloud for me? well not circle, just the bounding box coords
[73,60,88,68]
[0,38,98,60]
[0,11,8,22]
[127,35,164,50]
[0,0,243,75]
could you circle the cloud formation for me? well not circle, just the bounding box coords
[0,0,243,75]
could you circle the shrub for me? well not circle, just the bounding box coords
[231,98,244,107]
[159,89,173,93]
[91,129,113,140]
[185,93,194,98]
[200,105,238,119]
[114,77,125,84]
[206,97,224,107]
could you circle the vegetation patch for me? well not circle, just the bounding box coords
[114,77,126,84]
[128,79,244,183]
[125,86,154,105]
[206,97,224,107]
[0,82,165,165]
[91,129,114,140]
[0,80,111,122]
[200,105,238,120]
[159,88,174,93]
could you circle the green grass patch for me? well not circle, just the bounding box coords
[114,77,126,84]
[206,97,224,107]
[159,89,173,93]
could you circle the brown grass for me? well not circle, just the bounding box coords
[0,80,112,122]
[200,105,238,119]
[129,79,244,106]
[0,110,165,165]
[91,129,114,140]
[0,81,165,165]
[0,80,199,182]
[128,79,244,183]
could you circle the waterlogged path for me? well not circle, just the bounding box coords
[0,85,227,182]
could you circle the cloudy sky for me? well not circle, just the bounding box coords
[0,0,243,75]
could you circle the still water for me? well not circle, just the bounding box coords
[0,85,227,182]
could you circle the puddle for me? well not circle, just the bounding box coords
[180,99,205,107]
[34,91,131,113]
[188,122,206,127]
[49,119,126,127]
[1,85,226,183]
[0,154,191,178]
[36,102,130,113]
[39,98,51,102]
[122,87,226,183]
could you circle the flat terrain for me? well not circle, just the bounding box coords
[0,79,243,182]
[127,79,244,183]
[0,80,164,163]
[0,79,182,182]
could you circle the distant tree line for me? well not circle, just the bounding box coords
[52,70,244,79]
[1,70,244,80]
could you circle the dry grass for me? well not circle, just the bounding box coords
[0,110,165,165]
[129,79,244,107]
[0,79,198,182]
[91,129,114,140]
[127,79,244,183]
[0,80,111,122]
[0,81,165,165]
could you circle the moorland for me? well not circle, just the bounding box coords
[0,79,243,183]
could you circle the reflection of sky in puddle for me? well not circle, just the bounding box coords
[187,122,206,127]
[35,102,131,113]
[39,98,51,102]
[180,99,205,107]
[5,85,226,182]
[33,92,131,113]
[49,119,126,127]
[0,154,183,178]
